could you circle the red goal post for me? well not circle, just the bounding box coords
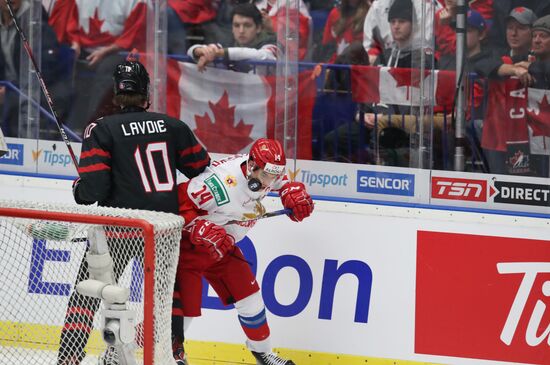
[0,200,184,365]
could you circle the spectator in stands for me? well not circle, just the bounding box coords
[525,15,550,177]
[323,0,426,166]
[489,0,550,54]
[528,15,550,84]
[320,0,370,63]
[363,0,439,65]
[473,9,535,175]
[376,0,430,68]
[503,7,537,62]
[435,0,493,70]
[166,0,222,55]
[254,0,312,60]
[0,0,65,138]
[62,0,147,136]
[187,3,278,72]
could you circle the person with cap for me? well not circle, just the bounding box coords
[376,0,430,68]
[503,6,537,62]
[522,14,550,178]
[475,7,536,88]
[362,0,440,65]
[489,0,550,53]
[529,15,550,72]
[326,0,433,167]
[471,9,542,177]
[434,0,493,70]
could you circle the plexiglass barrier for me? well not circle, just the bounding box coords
[0,0,549,215]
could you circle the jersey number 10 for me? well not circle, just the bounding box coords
[134,142,174,192]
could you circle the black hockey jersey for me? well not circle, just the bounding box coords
[76,107,210,214]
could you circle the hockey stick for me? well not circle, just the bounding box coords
[5,0,79,174]
[227,208,292,225]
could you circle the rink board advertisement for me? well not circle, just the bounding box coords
[0,174,548,365]
[0,137,81,176]
[416,232,550,365]
[2,137,550,215]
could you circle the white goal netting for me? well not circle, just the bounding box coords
[0,200,184,365]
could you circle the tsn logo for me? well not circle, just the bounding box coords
[431,177,488,202]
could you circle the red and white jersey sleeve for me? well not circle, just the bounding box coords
[179,154,286,242]
[73,0,147,50]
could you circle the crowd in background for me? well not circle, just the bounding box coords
[2,0,550,176]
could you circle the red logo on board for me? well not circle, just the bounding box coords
[431,177,488,202]
[415,231,550,365]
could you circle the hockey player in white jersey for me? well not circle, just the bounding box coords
[172,138,314,365]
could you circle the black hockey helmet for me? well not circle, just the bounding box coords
[113,60,150,97]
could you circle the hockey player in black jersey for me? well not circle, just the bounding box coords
[73,59,210,212]
[57,59,210,365]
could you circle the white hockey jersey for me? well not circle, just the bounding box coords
[181,154,287,242]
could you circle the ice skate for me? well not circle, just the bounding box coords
[172,336,189,365]
[251,351,296,365]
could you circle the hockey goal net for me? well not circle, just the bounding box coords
[0,200,184,365]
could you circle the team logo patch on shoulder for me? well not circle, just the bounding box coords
[204,174,230,206]
[224,175,237,187]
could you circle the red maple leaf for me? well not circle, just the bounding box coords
[528,93,550,137]
[388,68,431,88]
[194,91,254,153]
[80,8,108,37]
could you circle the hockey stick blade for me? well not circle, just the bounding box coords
[227,208,292,225]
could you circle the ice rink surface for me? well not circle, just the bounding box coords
[0,346,258,365]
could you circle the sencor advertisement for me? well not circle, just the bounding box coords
[357,170,415,196]
[0,143,24,166]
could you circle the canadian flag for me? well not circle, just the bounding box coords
[351,65,455,108]
[527,88,550,155]
[167,60,315,159]
[73,0,147,50]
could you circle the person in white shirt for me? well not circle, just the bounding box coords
[187,3,279,72]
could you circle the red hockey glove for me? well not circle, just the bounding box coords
[189,220,235,260]
[280,182,314,222]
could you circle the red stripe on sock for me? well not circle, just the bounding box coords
[241,322,270,341]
